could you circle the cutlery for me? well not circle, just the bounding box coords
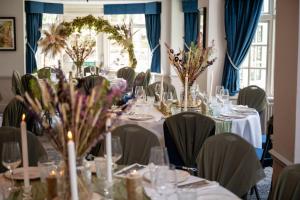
[178,180,210,189]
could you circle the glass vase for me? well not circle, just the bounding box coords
[56,158,93,200]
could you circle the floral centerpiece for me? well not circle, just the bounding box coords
[65,34,96,78]
[17,69,127,199]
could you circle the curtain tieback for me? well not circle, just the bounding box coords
[26,42,36,55]
[151,43,160,54]
[184,42,190,50]
[226,51,239,71]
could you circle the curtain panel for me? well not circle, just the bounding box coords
[221,0,263,95]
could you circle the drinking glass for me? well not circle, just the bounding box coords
[135,86,145,100]
[38,156,56,183]
[154,165,177,199]
[2,142,22,191]
[221,89,230,103]
[215,86,224,99]
[163,92,174,108]
[154,83,162,101]
[104,136,122,168]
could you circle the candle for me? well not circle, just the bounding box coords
[210,70,214,97]
[21,114,30,188]
[126,170,143,200]
[67,131,79,200]
[106,118,113,183]
[184,74,188,111]
[160,75,164,102]
[47,170,57,200]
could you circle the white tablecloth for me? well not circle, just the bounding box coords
[120,104,262,148]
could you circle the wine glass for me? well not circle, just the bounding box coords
[221,89,230,103]
[154,164,177,199]
[2,142,22,191]
[154,83,162,101]
[135,86,145,100]
[104,136,122,168]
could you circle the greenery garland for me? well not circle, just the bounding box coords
[60,15,137,69]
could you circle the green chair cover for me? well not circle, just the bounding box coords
[11,70,23,95]
[0,126,47,173]
[196,133,265,197]
[273,164,300,200]
[145,81,178,100]
[21,74,42,102]
[99,124,160,165]
[237,85,267,132]
[37,67,53,80]
[81,75,107,95]
[84,66,99,76]
[164,112,215,168]
[117,67,135,92]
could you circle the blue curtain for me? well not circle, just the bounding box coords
[222,0,263,95]
[184,12,199,49]
[26,13,42,74]
[145,14,161,73]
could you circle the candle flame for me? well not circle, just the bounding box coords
[67,131,73,140]
[50,170,56,176]
[22,114,26,121]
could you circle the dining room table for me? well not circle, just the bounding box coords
[0,163,240,200]
[119,101,262,149]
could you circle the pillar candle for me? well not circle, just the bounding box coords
[160,75,164,102]
[67,131,79,200]
[184,74,188,111]
[21,114,30,188]
[46,170,57,200]
[126,170,143,200]
[106,118,113,183]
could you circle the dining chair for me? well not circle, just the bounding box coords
[98,124,160,165]
[196,133,265,199]
[273,164,300,200]
[163,112,215,169]
[11,70,22,95]
[37,67,54,80]
[0,126,47,173]
[145,81,178,100]
[81,75,108,95]
[84,66,99,76]
[117,67,135,92]
[237,85,267,133]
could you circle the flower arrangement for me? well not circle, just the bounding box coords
[65,34,96,77]
[165,35,217,87]
[18,69,127,158]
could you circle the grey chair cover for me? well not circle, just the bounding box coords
[117,67,135,92]
[99,124,160,165]
[0,126,47,173]
[164,112,215,167]
[146,81,178,100]
[11,70,22,95]
[133,72,146,87]
[273,164,300,200]
[237,85,267,132]
[144,69,151,87]
[81,75,107,95]
[197,133,265,197]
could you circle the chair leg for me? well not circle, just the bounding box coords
[254,185,261,200]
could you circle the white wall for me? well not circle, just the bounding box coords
[0,0,25,111]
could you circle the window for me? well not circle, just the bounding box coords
[239,0,276,96]
[105,14,151,72]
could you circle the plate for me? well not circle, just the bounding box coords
[5,167,40,180]
[143,169,190,183]
[128,114,153,121]
[220,113,246,119]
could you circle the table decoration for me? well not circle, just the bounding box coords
[126,170,143,200]
[20,114,30,188]
[165,34,216,108]
[105,118,113,184]
[67,131,79,200]
[46,170,57,200]
[18,69,127,199]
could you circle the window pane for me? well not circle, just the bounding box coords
[262,0,270,14]
[253,22,269,45]
[249,45,268,68]
[240,69,249,89]
[241,53,250,69]
[249,69,266,89]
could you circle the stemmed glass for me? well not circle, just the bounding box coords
[221,89,230,103]
[104,136,122,168]
[2,142,22,191]
[135,86,145,100]
[154,83,162,101]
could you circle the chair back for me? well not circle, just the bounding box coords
[81,75,107,95]
[164,112,215,168]
[0,126,47,173]
[111,124,160,165]
[117,67,135,92]
[84,66,99,77]
[146,81,178,100]
[37,67,54,80]
[273,164,300,200]
[11,70,22,95]
[196,133,265,197]
[21,74,42,102]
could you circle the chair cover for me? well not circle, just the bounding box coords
[133,72,146,87]
[144,69,151,87]
[81,75,107,95]
[146,81,178,100]
[21,74,42,102]
[197,133,265,197]
[164,112,215,168]
[11,70,23,95]
[117,67,135,92]
[84,66,99,76]
[2,98,41,135]
[37,67,53,80]
[273,164,300,200]
[238,85,267,132]
[0,126,47,173]
[99,124,160,165]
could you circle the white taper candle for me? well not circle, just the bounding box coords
[184,74,188,111]
[67,131,79,200]
[210,70,214,97]
[106,118,113,183]
[21,114,30,188]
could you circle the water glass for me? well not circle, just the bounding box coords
[154,165,177,199]
[221,89,230,103]
[94,157,107,179]
[38,158,56,183]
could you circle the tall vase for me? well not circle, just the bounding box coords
[75,63,83,78]
[57,158,92,200]
[180,84,194,108]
